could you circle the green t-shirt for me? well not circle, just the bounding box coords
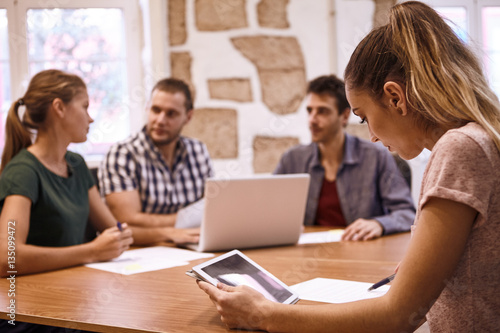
[0,149,95,247]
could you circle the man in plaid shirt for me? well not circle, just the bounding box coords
[99,78,213,244]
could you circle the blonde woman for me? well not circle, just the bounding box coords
[197,2,500,331]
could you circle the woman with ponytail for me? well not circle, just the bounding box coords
[0,70,135,332]
[0,69,134,278]
[197,2,500,332]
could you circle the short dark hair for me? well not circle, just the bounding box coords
[307,75,350,114]
[151,78,193,111]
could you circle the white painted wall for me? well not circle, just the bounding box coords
[334,0,375,75]
[166,0,333,178]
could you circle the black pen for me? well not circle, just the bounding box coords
[367,273,396,291]
[117,221,123,232]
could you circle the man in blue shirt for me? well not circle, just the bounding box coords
[274,75,415,240]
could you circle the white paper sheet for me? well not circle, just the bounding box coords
[298,230,344,244]
[290,277,390,303]
[85,246,214,275]
[175,199,205,228]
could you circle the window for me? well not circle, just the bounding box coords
[435,6,468,41]
[0,0,143,164]
[482,6,500,96]
[0,9,11,152]
[428,0,500,98]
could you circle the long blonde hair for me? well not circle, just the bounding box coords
[1,69,86,172]
[344,1,500,151]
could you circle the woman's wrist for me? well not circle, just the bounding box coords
[82,238,98,264]
[260,300,282,332]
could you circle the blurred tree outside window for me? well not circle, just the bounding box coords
[27,8,130,158]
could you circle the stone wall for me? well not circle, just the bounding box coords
[182,108,238,159]
[168,0,331,175]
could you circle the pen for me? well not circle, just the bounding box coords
[367,273,396,291]
[117,221,123,232]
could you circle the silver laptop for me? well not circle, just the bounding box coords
[182,174,310,252]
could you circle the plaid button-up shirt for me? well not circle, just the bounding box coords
[99,127,213,214]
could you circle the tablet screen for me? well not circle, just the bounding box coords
[197,251,296,303]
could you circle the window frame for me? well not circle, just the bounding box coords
[2,0,145,166]
[422,0,500,58]
[422,0,500,98]
[426,0,478,39]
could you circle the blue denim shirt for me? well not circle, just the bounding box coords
[274,134,415,234]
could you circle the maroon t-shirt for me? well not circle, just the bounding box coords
[315,178,347,227]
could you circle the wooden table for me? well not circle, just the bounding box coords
[0,228,411,332]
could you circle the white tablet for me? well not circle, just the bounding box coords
[187,249,299,304]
